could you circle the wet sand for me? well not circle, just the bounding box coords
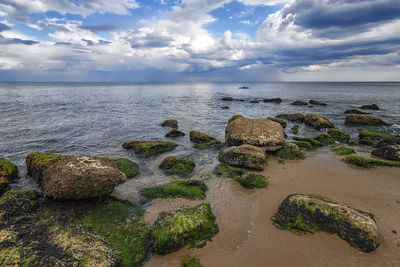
[144,147,400,267]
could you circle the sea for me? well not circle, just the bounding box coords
[1,82,399,200]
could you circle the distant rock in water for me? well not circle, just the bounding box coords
[267,117,287,128]
[42,156,126,199]
[276,113,305,123]
[219,144,267,171]
[263,98,282,104]
[305,113,334,130]
[309,100,327,106]
[221,106,229,109]
[165,128,185,138]
[372,145,400,161]
[238,86,249,89]
[122,140,178,155]
[273,194,380,252]
[291,100,308,106]
[221,97,233,101]
[161,119,178,128]
[250,99,260,103]
[360,104,379,110]
[225,116,285,152]
[345,115,387,126]
[344,109,368,114]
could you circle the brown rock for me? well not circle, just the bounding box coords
[345,115,387,126]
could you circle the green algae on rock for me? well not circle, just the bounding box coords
[289,141,313,150]
[334,147,356,156]
[328,128,351,143]
[293,136,323,148]
[315,133,335,146]
[267,117,287,128]
[342,156,400,168]
[228,114,244,123]
[345,115,387,126]
[214,163,247,178]
[26,152,69,181]
[122,140,178,156]
[0,190,41,219]
[166,128,186,138]
[181,256,203,267]
[0,158,18,195]
[305,113,334,130]
[159,156,195,176]
[152,203,219,255]
[219,144,267,171]
[277,143,305,160]
[272,194,380,252]
[214,164,268,189]
[291,125,299,134]
[161,119,178,128]
[358,130,395,147]
[116,158,140,178]
[142,179,207,200]
[189,130,222,150]
[276,113,305,123]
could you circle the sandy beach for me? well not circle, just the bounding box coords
[145,146,400,267]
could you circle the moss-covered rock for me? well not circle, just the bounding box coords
[267,117,287,128]
[291,100,308,106]
[159,156,195,176]
[228,114,244,123]
[344,109,368,114]
[122,141,178,156]
[0,158,18,195]
[305,113,334,130]
[291,125,299,134]
[328,128,351,143]
[343,156,400,168]
[272,194,379,252]
[166,128,186,138]
[0,190,41,219]
[375,137,400,147]
[142,179,207,200]
[372,145,400,161]
[289,141,314,150]
[116,158,140,178]
[152,203,219,254]
[182,256,202,267]
[214,163,247,178]
[309,100,327,106]
[334,147,356,155]
[315,133,335,146]
[26,152,69,181]
[293,136,323,148]
[358,130,395,147]
[277,143,305,160]
[345,115,387,126]
[235,172,268,189]
[360,104,379,110]
[219,144,267,171]
[161,119,178,128]
[276,113,305,123]
[189,130,222,150]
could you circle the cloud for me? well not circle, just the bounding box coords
[0,22,11,32]
[80,24,121,32]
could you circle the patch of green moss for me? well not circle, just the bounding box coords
[166,128,185,138]
[334,147,356,155]
[152,203,219,255]
[0,158,18,180]
[0,190,41,219]
[122,141,178,156]
[142,179,207,200]
[0,246,21,266]
[235,173,268,189]
[181,256,202,267]
[278,145,305,160]
[289,141,313,150]
[116,158,140,178]
[214,164,246,178]
[81,199,151,267]
[26,152,69,179]
[193,139,223,150]
[328,129,350,143]
[358,130,395,147]
[342,156,400,169]
[306,193,337,203]
[272,214,321,235]
[159,156,195,176]
[291,125,299,134]
[315,133,335,146]
[293,137,323,148]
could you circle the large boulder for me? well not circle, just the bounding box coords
[305,113,334,130]
[225,117,285,152]
[0,158,19,195]
[152,203,219,254]
[273,194,379,252]
[345,115,387,126]
[122,140,178,156]
[372,145,400,161]
[219,144,267,171]
[276,113,305,123]
[42,156,126,199]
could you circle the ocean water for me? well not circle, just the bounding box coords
[1,82,399,199]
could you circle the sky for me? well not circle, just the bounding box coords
[0,0,399,82]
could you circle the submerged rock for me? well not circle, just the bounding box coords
[42,156,126,199]
[263,98,282,103]
[277,143,305,160]
[360,104,379,110]
[328,128,350,143]
[273,194,379,252]
[343,156,400,168]
[358,130,395,147]
[333,147,356,156]
[276,113,305,123]
[165,128,185,138]
[122,140,178,155]
[142,179,207,200]
[219,144,267,171]
[291,100,308,106]
[267,117,287,128]
[345,109,368,114]
[291,125,299,134]
[161,119,178,128]
[372,145,400,161]
[315,133,335,145]
[214,164,268,189]
[293,136,323,148]
[0,158,18,195]
[345,115,387,126]
[309,100,327,106]
[238,86,249,89]
[115,158,140,178]
[305,113,334,130]
[152,203,219,254]
[225,117,285,152]
[159,156,195,176]
[189,130,222,150]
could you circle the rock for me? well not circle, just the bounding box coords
[161,119,178,128]
[189,130,222,149]
[293,136,323,148]
[219,144,267,171]
[277,143,305,160]
[115,158,140,178]
[42,156,126,199]
[221,106,229,109]
[267,117,287,128]
[142,179,207,200]
[182,256,202,267]
[291,125,299,134]
[214,164,268,189]
[238,86,249,89]
[276,113,305,123]
[0,158,19,195]
[263,98,282,103]
[221,97,233,101]
[0,190,41,219]
[315,133,335,145]
[165,128,185,138]
[122,140,178,156]
[358,130,395,147]
[225,117,285,152]
[159,156,195,176]
[375,137,400,148]
[305,113,334,130]
[309,100,327,106]
[334,147,356,155]
[345,109,368,114]
[289,141,314,150]
[345,115,387,126]
[291,100,308,106]
[343,156,400,168]
[152,203,219,254]
[372,145,400,161]
[328,128,350,143]
[250,99,260,103]
[229,114,244,123]
[360,104,379,110]
[26,152,70,181]
[273,194,379,252]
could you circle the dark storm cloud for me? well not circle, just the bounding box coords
[0,23,11,32]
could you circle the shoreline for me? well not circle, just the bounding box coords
[144,147,400,266]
